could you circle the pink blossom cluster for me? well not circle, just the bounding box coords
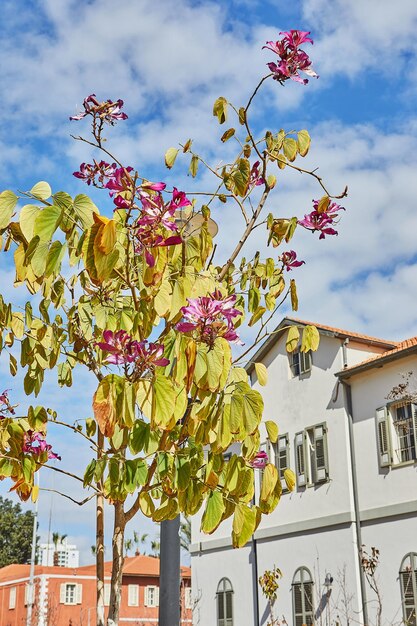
[176,291,242,347]
[23,431,61,461]
[279,250,305,271]
[263,30,318,85]
[250,450,268,469]
[0,389,15,417]
[69,94,128,124]
[298,199,345,239]
[249,161,265,187]
[97,331,169,374]
[73,160,118,186]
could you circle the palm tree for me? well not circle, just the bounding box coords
[133,531,148,556]
[52,532,67,566]
[124,538,133,556]
[150,538,160,558]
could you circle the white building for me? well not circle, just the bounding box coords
[190,317,417,626]
[39,540,79,568]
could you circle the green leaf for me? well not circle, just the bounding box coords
[301,325,320,352]
[201,491,225,534]
[0,190,18,229]
[33,206,61,241]
[213,97,228,124]
[238,107,246,125]
[83,459,96,487]
[9,353,18,376]
[286,325,299,352]
[221,128,235,143]
[152,374,176,429]
[30,181,52,200]
[231,158,250,197]
[165,147,179,169]
[45,241,66,277]
[254,362,268,386]
[297,129,311,157]
[175,457,191,491]
[265,420,279,443]
[73,195,99,228]
[232,504,258,548]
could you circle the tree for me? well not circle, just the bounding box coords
[0,29,346,626]
[0,496,36,568]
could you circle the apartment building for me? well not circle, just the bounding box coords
[190,317,417,626]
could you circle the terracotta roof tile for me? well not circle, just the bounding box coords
[286,317,399,348]
[339,335,417,376]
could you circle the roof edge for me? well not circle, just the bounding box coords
[337,343,417,379]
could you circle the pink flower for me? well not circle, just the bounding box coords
[176,291,242,347]
[23,431,61,461]
[250,161,265,187]
[0,389,15,417]
[263,30,318,85]
[169,187,192,210]
[73,160,117,186]
[279,250,305,271]
[298,199,345,239]
[70,94,128,124]
[97,331,169,374]
[250,451,268,469]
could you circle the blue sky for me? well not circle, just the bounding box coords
[1,0,417,563]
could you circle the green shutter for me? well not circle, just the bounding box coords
[313,424,329,483]
[295,432,306,487]
[376,406,392,467]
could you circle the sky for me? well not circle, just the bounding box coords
[1,0,417,564]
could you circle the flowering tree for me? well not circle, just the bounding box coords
[0,31,346,625]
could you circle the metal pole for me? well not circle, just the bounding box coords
[159,515,181,626]
[26,475,39,626]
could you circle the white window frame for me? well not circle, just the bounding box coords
[376,402,417,468]
[144,585,159,607]
[295,423,329,488]
[128,584,139,607]
[292,567,314,626]
[60,582,82,605]
[9,586,16,610]
[400,552,417,626]
[216,578,233,626]
[290,350,312,378]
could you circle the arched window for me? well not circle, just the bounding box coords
[216,578,233,626]
[292,567,314,626]
[400,553,417,626]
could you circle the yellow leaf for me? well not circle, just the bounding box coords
[286,325,299,352]
[297,129,311,157]
[284,468,296,491]
[212,97,228,124]
[265,420,279,443]
[98,219,116,254]
[317,195,330,213]
[31,484,39,502]
[301,325,320,352]
[165,147,179,169]
[30,181,52,200]
[260,463,278,502]
[254,362,268,386]
[290,279,298,311]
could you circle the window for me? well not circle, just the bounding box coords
[400,553,417,626]
[290,350,312,377]
[185,587,192,609]
[60,583,82,605]
[9,586,16,610]
[376,403,417,467]
[295,423,329,487]
[104,583,111,606]
[128,584,139,607]
[217,578,233,626]
[292,567,314,626]
[271,434,290,490]
[144,585,159,607]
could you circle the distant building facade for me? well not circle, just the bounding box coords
[191,318,417,626]
[39,541,79,568]
[0,554,192,625]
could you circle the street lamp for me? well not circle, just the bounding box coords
[159,211,218,626]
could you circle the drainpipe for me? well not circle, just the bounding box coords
[340,341,368,626]
[251,535,260,626]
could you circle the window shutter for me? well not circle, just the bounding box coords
[185,587,192,609]
[313,424,329,483]
[155,586,160,606]
[76,583,83,604]
[295,432,306,487]
[128,584,139,606]
[301,351,312,374]
[144,586,149,607]
[376,406,392,467]
[293,583,303,626]
[412,404,417,460]
[104,583,111,606]
[9,587,16,610]
[60,583,66,604]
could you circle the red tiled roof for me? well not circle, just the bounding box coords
[0,556,191,583]
[338,335,417,377]
[286,317,399,348]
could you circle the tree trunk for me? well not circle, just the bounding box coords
[107,501,126,626]
[96,431,105,626]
